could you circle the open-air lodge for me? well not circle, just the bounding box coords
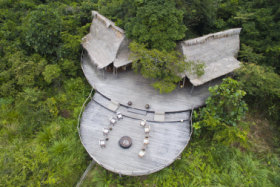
[78,11,242,176]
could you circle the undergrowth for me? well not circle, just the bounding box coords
[81,138,280,187]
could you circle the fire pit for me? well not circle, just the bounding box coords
[119,136,132,149]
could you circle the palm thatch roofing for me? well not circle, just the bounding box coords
[81,11,132,69]
[82,11,241,85]
[180,28,242,86]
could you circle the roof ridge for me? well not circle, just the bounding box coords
[92,11,124,34]
[182,28,242,46]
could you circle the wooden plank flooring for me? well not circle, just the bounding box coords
[79,53,222,176]
[82,53,221,112]
[80,93,191,175]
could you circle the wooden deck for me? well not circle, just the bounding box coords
[79,92,191,176]
[79,53,223,176]
[82,53,221,112]
[78,12,240,176]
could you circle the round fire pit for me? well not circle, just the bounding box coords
[119,136,132,149]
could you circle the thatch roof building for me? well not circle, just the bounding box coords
[180,28,242,86]
[81,11,132,69]
[82,12,241,86]
[78,11,242,176]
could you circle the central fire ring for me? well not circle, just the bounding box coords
[119,136,132,149]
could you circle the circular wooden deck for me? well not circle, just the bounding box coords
[79,93,191,176]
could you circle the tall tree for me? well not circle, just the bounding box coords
[23,5,62,56]
[125,0,186,51]
[130,42,204,93]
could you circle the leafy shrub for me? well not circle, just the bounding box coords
[15,87,52,137]
[130,42,185,93]
[0,142,57,186]
[43,64,62,84]
[130,42,204,93]
[0,51,47,97]
[235,63,280,124]
[193,77,248,146]
[81,142,280,187]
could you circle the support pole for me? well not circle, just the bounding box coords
[190,85,194,94]
[76,160,96,187]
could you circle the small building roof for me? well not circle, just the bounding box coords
[113,38,132,68]
[81,11,132,69]
[180,28,242,86]
[82,13,241,84]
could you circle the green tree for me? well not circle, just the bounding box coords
[97,0,137,28]
[215,0,280,72]
[130,42,204,93]
[0,51,47,97]
[0,142,57,186]
[193,78,248,146]
[175,0,219,37]
[125,0,186,51]
[23,5,62,56]
[43,64,62,84]
[235,63,280,124]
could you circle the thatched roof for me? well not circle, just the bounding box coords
[180,28,242,86]
[113,38,132,68]
[81,11,132,69]
[82,13,241,85]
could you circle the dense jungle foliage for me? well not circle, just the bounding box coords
[0,0,279,186]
